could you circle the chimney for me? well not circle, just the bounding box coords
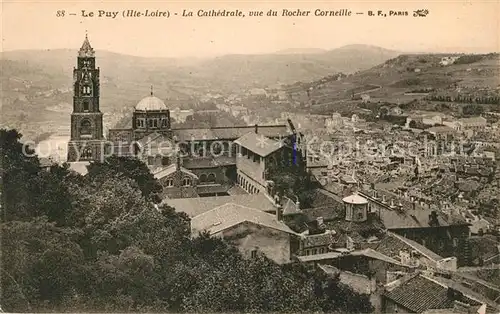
[176,155,181,171]
[390,199,395,207]
[317,216,324,226]
[254,124,258,134]
[276,205,283,221]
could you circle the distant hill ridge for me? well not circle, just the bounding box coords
[1,44,401,91]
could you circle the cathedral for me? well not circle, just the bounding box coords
[67,35,305,199]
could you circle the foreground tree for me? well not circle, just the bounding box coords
[1,128,374,313]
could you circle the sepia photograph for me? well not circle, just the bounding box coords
[1,0,499,313]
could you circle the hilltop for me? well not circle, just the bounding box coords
[284,52,500,116]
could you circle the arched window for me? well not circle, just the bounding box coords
[197,146,206,158]
[80,119,92,135]
[81,146,92,159]
[81,85,92,96]
[211,142,223,155]
[182,177,191,187]
[207,173,216,183]
[200,174,208,183]
[165,179,173,187]
[83,101,89,111]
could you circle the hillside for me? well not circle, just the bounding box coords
[0,44,399,140]
[285,53,500,116]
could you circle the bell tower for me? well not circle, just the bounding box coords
[67,33,106,162]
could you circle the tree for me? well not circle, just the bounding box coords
[1,127,375,313]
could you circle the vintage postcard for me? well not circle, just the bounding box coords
[1,0,499,313]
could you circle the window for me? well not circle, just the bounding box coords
[83,101,89,111]
[182,177,191,187]
[80,119,92,135]
[319,248,325,254]
[207,173,216,183]
[148,156,154,165]
[82,85,91,95]
[452,238,458,247]
[312,249,317,255]
[165,179,173,187]
[153,119,158,128]
[162,119,168,127]
[148,119,153,128]
[251,249,257,258]
[305,250,310,256]
[161,157,169,166]
[81,147,92,159]
[358,212,364,220]
[200,174,208,183]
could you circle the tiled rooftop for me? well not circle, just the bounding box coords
[191,203,296,236]
[384,275,458,313]
[234,132,282,157]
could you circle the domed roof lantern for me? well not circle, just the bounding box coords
[135,86,168,111]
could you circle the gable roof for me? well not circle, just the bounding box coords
[172,125,289,141]
[191,203,296,236]
[358,189,468,229]
[386,232,443,261]
[234,132,283,157]
[165,193,277,217]
[384,274,482,313]
[282,196,301,216]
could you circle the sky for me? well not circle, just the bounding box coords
[2,0,499,58]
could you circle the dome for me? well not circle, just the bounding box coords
[342,194,368,205]
[135,96,167,111]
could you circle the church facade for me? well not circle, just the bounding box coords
[67,35,306,199]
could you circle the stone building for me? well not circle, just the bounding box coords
[67,34,105,162]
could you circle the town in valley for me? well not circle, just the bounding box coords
[1,30,500,314]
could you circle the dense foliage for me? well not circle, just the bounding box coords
[267,151,319,209]
[1,128,373,313]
